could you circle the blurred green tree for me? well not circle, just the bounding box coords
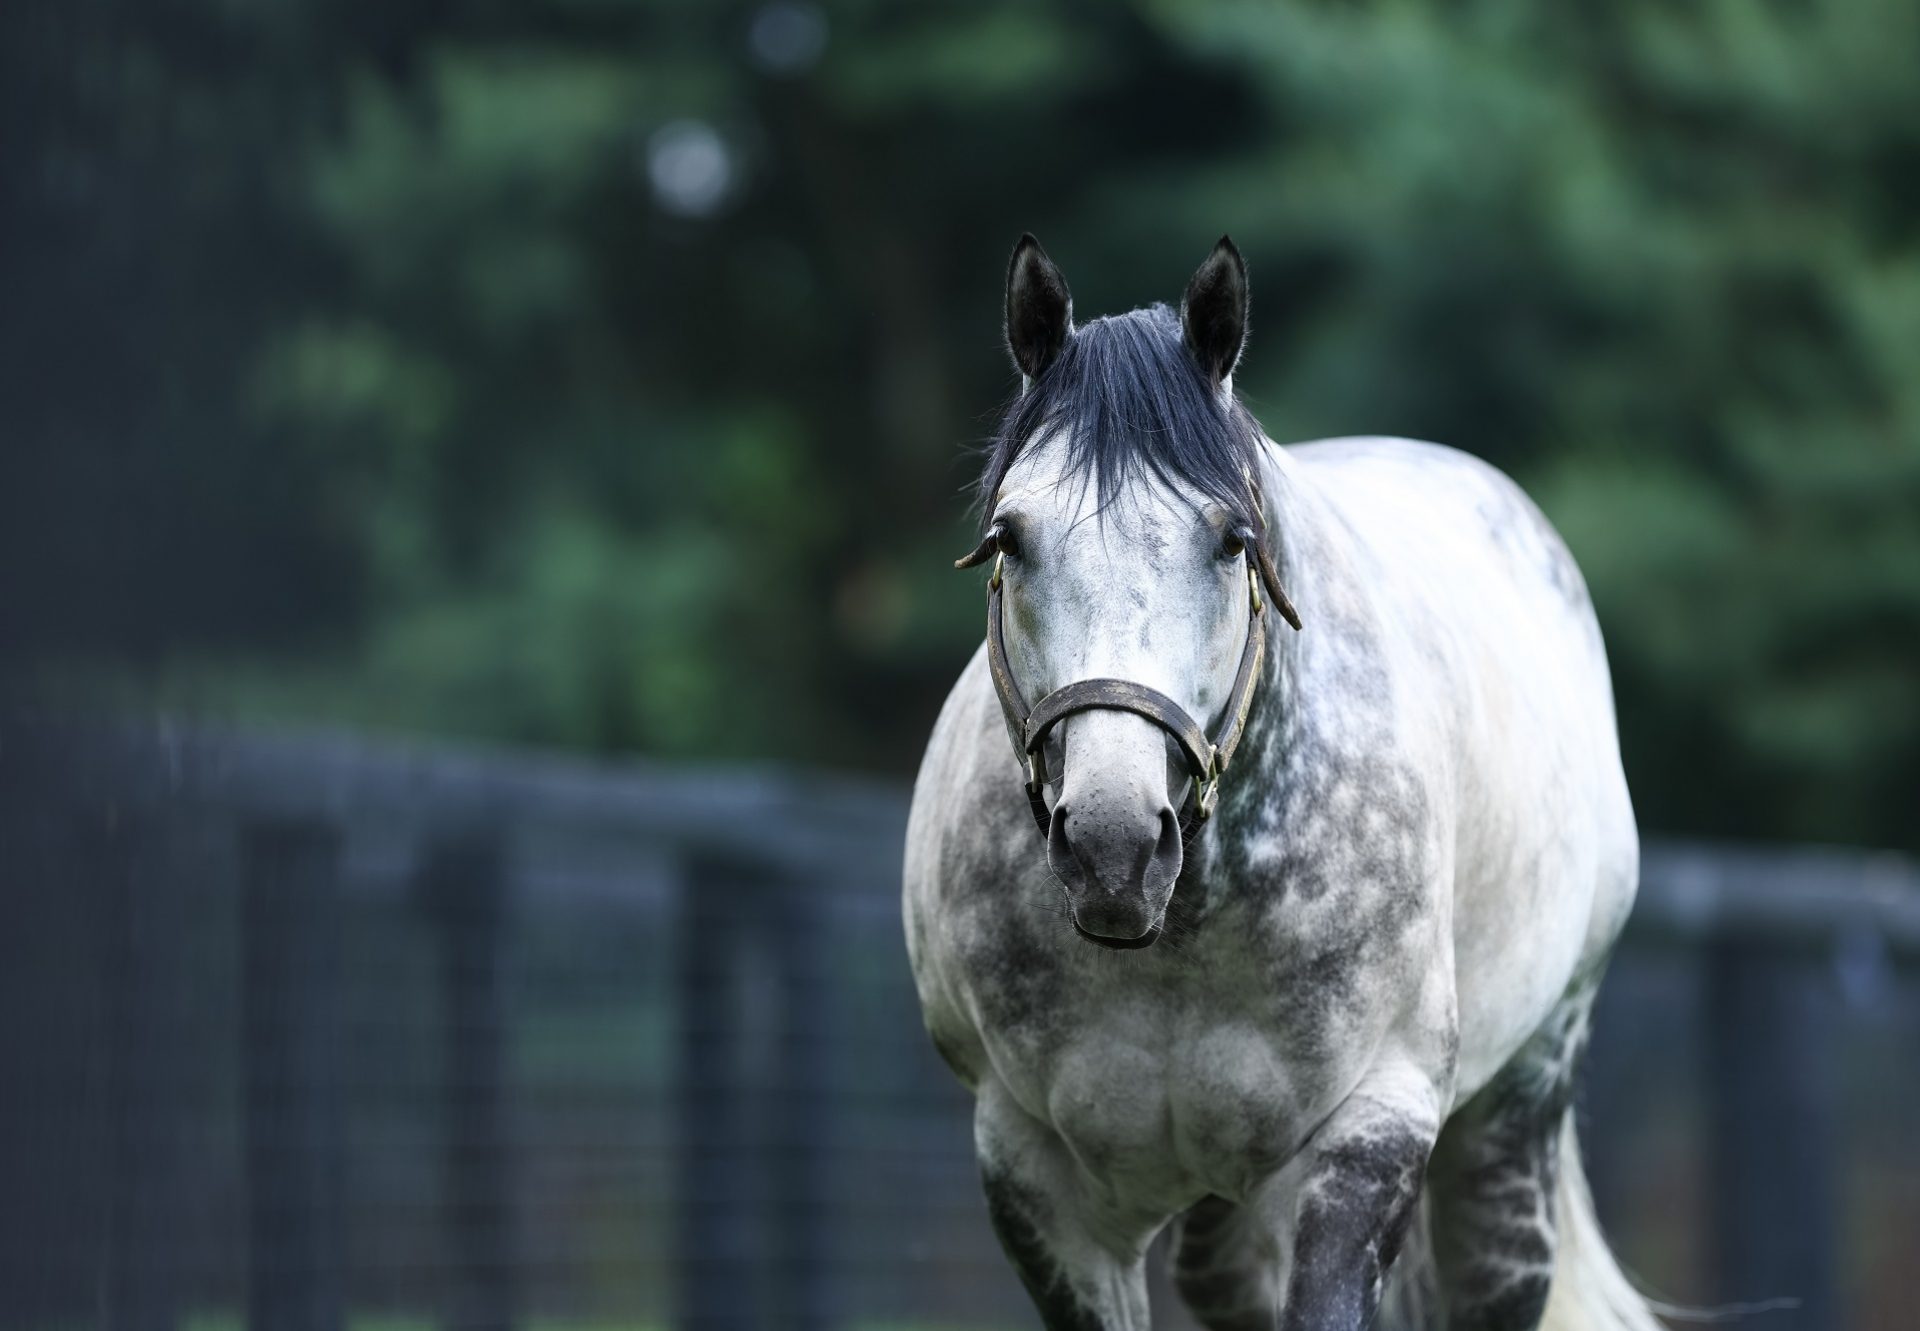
[4,0,1916,849]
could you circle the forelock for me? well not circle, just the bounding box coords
[977,305,1266,530]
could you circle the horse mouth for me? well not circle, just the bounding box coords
[1072,920,1162,951]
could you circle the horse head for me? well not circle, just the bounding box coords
[956,235,1298,949]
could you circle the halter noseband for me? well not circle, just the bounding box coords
[956,525,1301,844]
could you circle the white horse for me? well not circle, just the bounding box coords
[903,236,1659,1331]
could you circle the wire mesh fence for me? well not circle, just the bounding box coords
[1,717,1916,1331]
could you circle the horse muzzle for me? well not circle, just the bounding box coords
[1044,712,1184,948]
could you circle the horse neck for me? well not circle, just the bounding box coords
[1214,442,1333,831]
[1164,444,1342,926]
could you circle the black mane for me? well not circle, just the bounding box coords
[977,304,1266,529]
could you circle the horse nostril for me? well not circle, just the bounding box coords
[1145,805,1183,896]
[1046,802,1090,891]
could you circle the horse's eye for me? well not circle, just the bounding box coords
[996,525,1022,560]
[1220,528,1248,560]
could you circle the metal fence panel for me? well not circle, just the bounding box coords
[2,717,1916,1331]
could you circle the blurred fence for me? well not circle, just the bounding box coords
[1,717,1916,1331]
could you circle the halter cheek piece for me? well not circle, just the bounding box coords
[955,525,1302,845]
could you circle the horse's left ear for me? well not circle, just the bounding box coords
[1181,235,1249,385]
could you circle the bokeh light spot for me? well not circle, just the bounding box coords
[748,2,828,75]
[646,120,733,217]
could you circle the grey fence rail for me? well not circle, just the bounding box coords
[1,717,1915,1331]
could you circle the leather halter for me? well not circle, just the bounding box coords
[959,527,1301,844]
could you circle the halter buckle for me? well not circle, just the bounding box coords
[1190,749,1221,822]
[1194,752,1223,822]
[1196,773,1221,821]
[1248,562,1263,615]
[989,553,1004,591]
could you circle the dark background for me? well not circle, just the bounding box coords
[3,2,1918,1330]
[5,0,1918,848]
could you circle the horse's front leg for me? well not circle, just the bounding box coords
[1266,1062,1444,1331]
[975,1079,1155,1331]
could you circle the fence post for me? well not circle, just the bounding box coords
[673,848,836,1331]
[104,808,180,1331]
[420,833,517,1331]
[772,875,833,1331]
[674,851,763,1330]
[243,819,345,1331]
[1577,956,1641,1237]
[1705,936,1838,1329]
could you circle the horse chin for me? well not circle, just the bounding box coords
[1070,916,1164,951]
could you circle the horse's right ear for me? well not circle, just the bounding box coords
[1005,234,1072,381]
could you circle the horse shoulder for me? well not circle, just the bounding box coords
[1286,437,1637,1098]
[904,644,1016,1088]
[1217,682,1460,1124]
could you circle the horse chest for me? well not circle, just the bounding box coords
[995,1008,1323,1206]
